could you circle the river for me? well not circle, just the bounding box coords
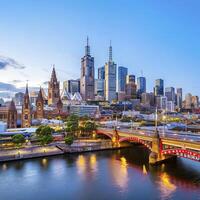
[0,146,199,200]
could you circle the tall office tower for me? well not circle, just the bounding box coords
[95,79,105,97]
[98,66,105,80]
[192,96,199,109]
[105,42,117,102]
[165,87,175,102]
[63,79,80,95]
[118,66,128,92]
[176,88,182,109]
[125,82,137,100]
[48,66,60,105]
[137,77,146,98]
[154,79,164,96]
[185,93,192,109]
[126,75,135,84]
[22,84,31,128]
[141,92,155,107]
[80,37,95,101]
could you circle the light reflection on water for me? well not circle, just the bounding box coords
[0,146,199,200]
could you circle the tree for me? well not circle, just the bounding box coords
[83,121,97,136]
[36,125,53,145]
[12,134,25,148]
[65,114,79,136]
[64,135,74,146]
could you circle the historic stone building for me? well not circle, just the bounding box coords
[7,100,17,128]
[21,84,31,128]
[36,87,44,119]
[48,67,60,105]
[0,100,17,128]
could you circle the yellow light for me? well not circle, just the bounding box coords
[160,172,176,190]
[120,157,128,167]
[112,136,116,143]
[143,164,147,175]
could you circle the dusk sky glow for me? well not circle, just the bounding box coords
[0,0,200,97]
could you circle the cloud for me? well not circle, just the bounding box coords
[0,56,26,70]
[0,82,17,92]
[12,80,23,84]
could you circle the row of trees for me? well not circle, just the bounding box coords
[11,115,97,148]
[65,114,97,137]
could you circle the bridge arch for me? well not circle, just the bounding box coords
[119,137,152,150]
[162,149,200,161]
[96,130,113,140]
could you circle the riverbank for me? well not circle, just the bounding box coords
[0,140,131,162]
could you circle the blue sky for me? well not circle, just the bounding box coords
[0,0,200,97]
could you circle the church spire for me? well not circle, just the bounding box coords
[25,81,29,95]
[51,65,57,82]
[109,40,112,62]
[85,36,90,56]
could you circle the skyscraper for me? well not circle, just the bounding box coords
[80,37,95,101]
[105,42,117,102]
[165,87,175,102]
[118,66,128,92]
[137,77,146,98]
[154,79,164,96]
[126,75,135,84]
[176,88,182,109]
[48,66,60,105]
[98,66,105,80]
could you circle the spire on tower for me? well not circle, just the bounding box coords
[25,81,29,95]
[109,40,112,62]
[85,36,90,56]
[51,65,57,82]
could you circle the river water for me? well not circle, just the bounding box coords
[0,146,199,200]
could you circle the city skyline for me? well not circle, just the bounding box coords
[0,0,200,97]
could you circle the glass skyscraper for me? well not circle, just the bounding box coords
[137,77,146,97]
[98,66,105,80]
[154,79,164,96]
[118,66,128,92]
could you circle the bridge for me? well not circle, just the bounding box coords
[96,128,200,164]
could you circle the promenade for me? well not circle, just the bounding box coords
[0,140,131,162]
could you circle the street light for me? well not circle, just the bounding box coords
[162,115,167,135]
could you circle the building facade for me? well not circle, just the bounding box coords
[154,79,164,96]
[105,43,117,102]
[176,88,182,109]
[48,67,60,105]
[137,77,146,98]
[98,66,105,80]
[22,85,31,128]
[165,87,175,102]
[63,79,80,95]
[80,37,95,101]
[118,66,128,92]
[36,88,44,119]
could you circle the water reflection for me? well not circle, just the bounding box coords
[89,154,98,173]
[76,155,86,176]
[110,156,129,191]
[159,172,177,199]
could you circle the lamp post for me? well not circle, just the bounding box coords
[162,115,166,135]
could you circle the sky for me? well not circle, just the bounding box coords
[0,0,200,97]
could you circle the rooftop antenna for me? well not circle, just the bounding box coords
[109,40,112,62]
[141,70,143,77]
